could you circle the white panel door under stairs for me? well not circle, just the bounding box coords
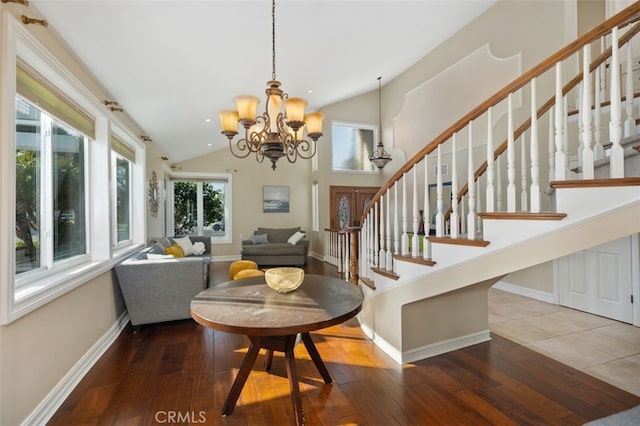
[557,236,634,323]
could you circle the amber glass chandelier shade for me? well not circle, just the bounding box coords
[234,95,260,121]
[304,112,324,135]
[220,0,322,170]
[284,97,307,123]
[219,110,239,133]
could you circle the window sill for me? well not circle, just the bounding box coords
[6,244,144,324]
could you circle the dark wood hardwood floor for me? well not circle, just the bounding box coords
[48,258,640,425]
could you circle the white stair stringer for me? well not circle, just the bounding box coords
[358,185,640,365]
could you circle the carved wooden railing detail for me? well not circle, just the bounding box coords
[356,3,640,284]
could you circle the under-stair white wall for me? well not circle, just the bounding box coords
[360,185,640,364]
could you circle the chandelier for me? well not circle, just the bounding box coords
[369,76,392,169]
[218,0,324,170]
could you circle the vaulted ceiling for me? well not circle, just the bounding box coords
[31,0,497,163]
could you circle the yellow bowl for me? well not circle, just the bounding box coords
[264,267,304,293]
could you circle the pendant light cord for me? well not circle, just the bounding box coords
[272,0,277,81]
[378,76,382,142]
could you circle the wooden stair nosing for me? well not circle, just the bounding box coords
[392,255,436,267]
[478,212,567,220]
[427,236,490,247]
[360,276,377,290]
[550,177,640,188]
[370,267,399,280]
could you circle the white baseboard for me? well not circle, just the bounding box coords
[357,317,490,365]
[492,281,556,304]
[23,312,130,426]
[309,251,324,261]
[363,328,403,365]
[401,330,492,364]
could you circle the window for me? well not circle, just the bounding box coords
[312,181,319,232]
[332,121,378,172]
[111,135,135,246]
[2,17,146,323]
[15,97,88,277]
[169,174,232,243]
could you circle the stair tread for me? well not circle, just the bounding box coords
[550,177,640,188]
[478,212,567,220]
[392,255,436,267]
[360,276,377,290]
[427,236,490,247]
[369,267,398,282]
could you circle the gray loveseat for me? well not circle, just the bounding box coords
[115,236,211,327]
[241,227,308,266]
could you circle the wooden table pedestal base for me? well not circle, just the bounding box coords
[221,332,332,426]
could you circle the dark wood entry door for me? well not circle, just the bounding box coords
[329,186,379,230]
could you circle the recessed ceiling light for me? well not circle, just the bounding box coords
[205,118,212,122]
[307,89,313,94]
[208,143,212,146]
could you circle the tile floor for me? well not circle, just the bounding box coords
[489,288,640,397]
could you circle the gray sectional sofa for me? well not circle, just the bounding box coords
[241,227,308,266]
[115,236,212,327]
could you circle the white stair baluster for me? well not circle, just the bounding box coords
[600,36,607,101]
[520,133,528,211]
[507,93,517,212]
[548,105,555,182]
[610,26,624,177]
[423,155,431,261]
[496,157,503,211]
[373,202,379,268]
[378,196,385,270]
[577,81,583,168]
[412,166,419,257]
[563,95,570,175]
[467,121,476,237]
[530,78,541,212]
[435,146,445,237]
[475,179,482,233]
[625,38,635,137]
[450,134,459,238]
[386,189,393,271]
[393,182,400,273]
[459,193,466,235]
[594,65,604,160]
[555,62,567,180]
[582,45,595,179]
[401,173,408,255]
[486,107,495,213]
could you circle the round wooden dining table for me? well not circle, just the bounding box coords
[190,274,363,426]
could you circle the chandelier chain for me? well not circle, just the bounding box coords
[378,76,382,138]
[272,0,276,81]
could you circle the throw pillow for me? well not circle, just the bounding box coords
[251,234,269,244]
[174,236,194,256]
[192,241,206,255]
[287,231,305,245]
[147,253,175,260]
[165,244,184,258]
[156,237,173,251]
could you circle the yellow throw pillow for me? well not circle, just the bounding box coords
[165,244,184,258]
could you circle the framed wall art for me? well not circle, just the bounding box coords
[263,186,290,213]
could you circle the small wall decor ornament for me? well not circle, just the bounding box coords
[148,171,159,217]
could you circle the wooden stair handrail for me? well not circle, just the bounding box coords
[362,2,640,221]
[450,21,640,212]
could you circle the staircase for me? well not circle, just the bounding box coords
[355,4,640,364]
